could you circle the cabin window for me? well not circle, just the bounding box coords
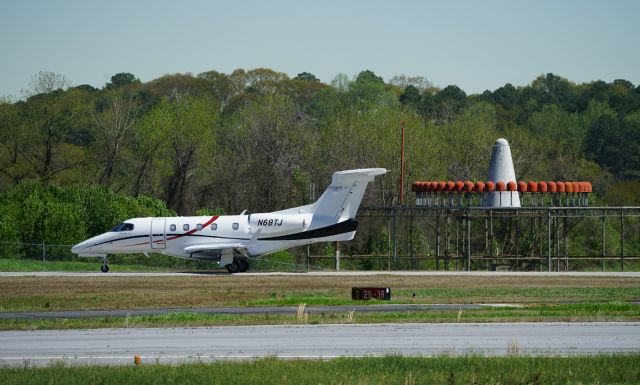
[196,224,203,231]
[232,222,239,230]
[170,224,176,232]
[211,223,217,231]
[183,224,189,231]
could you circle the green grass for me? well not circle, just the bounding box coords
[2,302,638,331]
[0,258,170,272]
[1,355,639,384]
[395,287,640,303]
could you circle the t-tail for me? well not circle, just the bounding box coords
[274,168,387,240]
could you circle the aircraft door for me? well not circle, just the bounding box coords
[150,218,166,249]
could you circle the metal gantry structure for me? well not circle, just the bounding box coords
[354,205,640,272]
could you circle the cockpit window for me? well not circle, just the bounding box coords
[109,223,134,232]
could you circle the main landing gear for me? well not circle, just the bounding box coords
[100,257,109,273]
[226,257,249,273]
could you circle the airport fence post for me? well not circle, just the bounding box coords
[620,210,624,272]
[466,214,471,271]
[392,206,398,270]
[436,214,440,270]
[42,240,46,262]
[547,211,551,272]
[601,214,606,272]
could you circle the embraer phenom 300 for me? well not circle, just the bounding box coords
[71,168,386,273]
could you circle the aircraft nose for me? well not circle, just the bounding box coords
[71,241,89,255]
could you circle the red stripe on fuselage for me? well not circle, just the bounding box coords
[166,215,219,241]
[118,216,220,248]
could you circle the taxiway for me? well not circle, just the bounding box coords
[1,322,638,366]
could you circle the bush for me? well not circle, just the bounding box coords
[0,180,175,259]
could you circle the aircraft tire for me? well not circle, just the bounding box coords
[226,262,239,274]
[237,259,249,273]
[100,264,109,273]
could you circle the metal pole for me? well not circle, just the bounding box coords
[547,211,552,272]
[466,215,471,271]
[410,210,415,269]
[515,214,519,269]
[399,121,405,206]
[489,210,494,259]
[436,215,440,270]
[620,210,624,272]
[564,217,568,272]
[484,215,488,270]
[42,239,46,262]
[455,217,460,270]
[445,216,450,270]
[335,241,340,271]
[601,214,606,272]
[392,207,398,270]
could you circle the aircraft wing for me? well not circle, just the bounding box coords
[183,243,246,254]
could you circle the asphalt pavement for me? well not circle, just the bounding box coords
[1,322,638,366]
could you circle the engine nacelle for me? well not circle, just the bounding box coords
[249,213,309,235]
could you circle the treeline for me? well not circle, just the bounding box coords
[1,69,640,221]
[0,181,174,259]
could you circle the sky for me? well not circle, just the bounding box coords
[1,0,639,98]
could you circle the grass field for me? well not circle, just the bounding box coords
[0,258,170,272]
[2,302,639,330]
[2,355,639,385]
[1,274,638,311]
[0,274,638,329]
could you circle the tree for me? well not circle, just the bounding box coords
[433,85,468,124]
[399,85,421,111]
[492,83,517,109]
[583,114,640,179]
[294,72,320,83]
[105,72,140,89]
[330,73,350,93]
[198,70,236,108]
[439,102,497,180]
[0,99,31,185]
[245,68,289,94]
[229,94,312,211]
[530,73,578,112]
[163,96,218,213]
[91,93,139,187]
[346,70,396,112]
[22,72,89,185]
[144,73,210,100]
[389,75,433,91]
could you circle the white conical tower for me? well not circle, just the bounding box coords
[482,138,521,207]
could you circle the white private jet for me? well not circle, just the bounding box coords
[71,168,386,273]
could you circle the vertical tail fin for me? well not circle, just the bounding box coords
[311,168,386,224]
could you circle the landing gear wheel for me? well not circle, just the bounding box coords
[100,257,110,273]
[236,259,249,273]
[226,262,239,274]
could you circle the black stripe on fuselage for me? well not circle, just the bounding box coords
[79,219,358,249]
[76,234,149,250]
[260,219,358,241]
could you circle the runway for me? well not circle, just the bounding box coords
[1,322,638,366]
[2,271,639,277]
[0,303,522,320]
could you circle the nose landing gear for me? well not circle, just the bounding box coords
[100,257,109,273]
